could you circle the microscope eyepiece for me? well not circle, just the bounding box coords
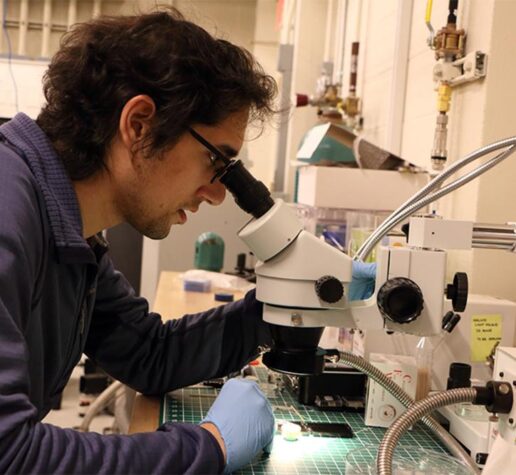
[218,160,274,219]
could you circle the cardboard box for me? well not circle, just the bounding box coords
[296,122,408,169]
[297,123,356,161]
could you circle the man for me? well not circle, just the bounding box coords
[0,8,278,474]
[0,7,376,474]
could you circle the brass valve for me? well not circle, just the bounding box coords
[433,23,466,60]
[340,95,360,118]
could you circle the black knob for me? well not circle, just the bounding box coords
[447,362,471,390]
[401,223,410,239]
[442,311,461,333]
[315,275,344,303]
[377,277,424,324]
[446,272,468,312]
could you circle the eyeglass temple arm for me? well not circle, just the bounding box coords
[188,128,232,165]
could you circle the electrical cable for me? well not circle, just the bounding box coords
[77,380,124,433]
[2,0,19,113]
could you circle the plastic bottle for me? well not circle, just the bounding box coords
[415,337,433,401]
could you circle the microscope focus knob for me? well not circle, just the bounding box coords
[315,275,344,303]
[377,277,424,324]
[446,272,468,312]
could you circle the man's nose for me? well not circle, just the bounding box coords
[198,179,226,206]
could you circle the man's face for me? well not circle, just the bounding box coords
[116,108,249,239]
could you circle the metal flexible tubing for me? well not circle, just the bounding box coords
[384,145,516,230]
[356,144,516,260]
[338,352,480,474]
[358,138,516,259]
[358,145,516,259]
[355,137,516,261]
[377,388,478,475]
[355,142,516,260]
[78,380,124,432]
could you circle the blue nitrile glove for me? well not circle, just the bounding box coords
[201,378,275,474]
[349,261,377,301]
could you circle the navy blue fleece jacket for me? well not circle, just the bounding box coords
[0,113,271,474]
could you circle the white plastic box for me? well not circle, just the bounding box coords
[297,166,428,211]
[364,353,417,428]
[360,295,516,390]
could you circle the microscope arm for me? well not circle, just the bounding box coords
[239,200,459,337]
[408,216,516,252]
[472,223,516,251]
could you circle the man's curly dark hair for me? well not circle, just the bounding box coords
[36,8,278,180]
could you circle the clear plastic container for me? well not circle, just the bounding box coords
[293,205,396,257]
[415,337,433,401]
[454,402,490,421]
[344,446,473,475]
[346,211,391,261]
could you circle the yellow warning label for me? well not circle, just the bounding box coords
[471,315,502,363]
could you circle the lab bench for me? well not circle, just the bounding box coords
[161,367,450,474]
[129,272,450,474]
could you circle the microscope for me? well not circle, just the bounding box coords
[239,199,473,375]
[216,159,467,376]
[215,140,516,474]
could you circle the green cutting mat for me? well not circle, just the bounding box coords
[161,368,449,474]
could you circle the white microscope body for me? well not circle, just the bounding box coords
[218,132,516,472]
[238,199,515,472]
[239,199,453,337]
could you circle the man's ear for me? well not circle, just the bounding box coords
[119,95,156,153]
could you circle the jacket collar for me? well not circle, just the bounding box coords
[0,113,97,264]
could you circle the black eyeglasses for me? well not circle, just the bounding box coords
[190,127,275,218]
[188,127,234,183]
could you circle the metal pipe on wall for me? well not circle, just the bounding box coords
[92,0,102,18]
[41,0,52,58]
[67,0,77,30]
[356,0,368,108]
[273,0,296,193]
[4,19,67,33]
[386,0,414,156]
[355,0,363,40]
[334,0,348,85]
[323,0,335,63]
[0,0,4,53]
[279,0,296,44]
[17,0,29,56]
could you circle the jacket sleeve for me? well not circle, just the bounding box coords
[0,153,224,474]
[85,255,272,395]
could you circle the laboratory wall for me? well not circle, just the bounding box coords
[0,58,46,117]
[0,0,278,183]
[0,0,280,305]
[284,0,516,302]
[3,0,516,305]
